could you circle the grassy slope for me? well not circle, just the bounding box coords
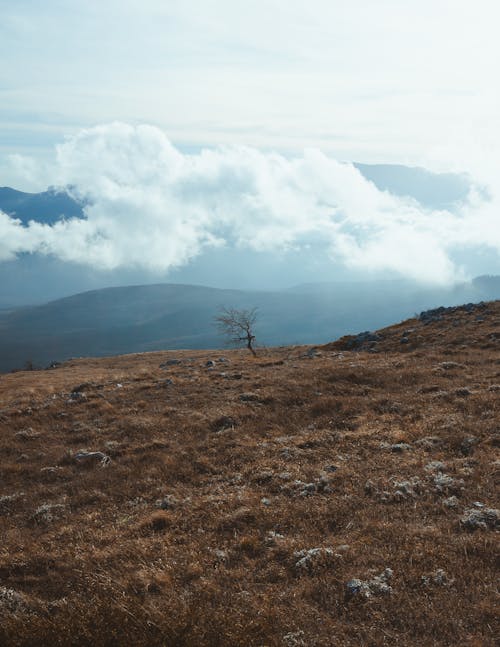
[0,302,498,646]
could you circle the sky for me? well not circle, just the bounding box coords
[0,0,499,286]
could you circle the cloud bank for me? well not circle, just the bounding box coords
[1,123,498,284]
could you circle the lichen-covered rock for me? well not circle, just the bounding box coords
[0,586,29,614]
[294,547,335,572]
[461,508,500,530]
[422,569,454,587]
[32,503,67,524]
[346,568,394,598]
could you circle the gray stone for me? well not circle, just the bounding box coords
[74,450,111,466]
[32,503,67,524]
[240,392,260,402]
[294,547,334,572]
[391,443,412,452]
[159,359,181,368]
[461,508,500,530]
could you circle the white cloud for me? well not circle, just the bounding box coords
[1,122,498,284]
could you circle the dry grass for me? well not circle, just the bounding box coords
[0,303,499,646]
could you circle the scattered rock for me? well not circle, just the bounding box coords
[156,495,178,510]
[14,428,39,440]
[282,630,306,647]
[159,359,181,368]
[461,507,500,530]
[240,392,260,402]
[460,436,479,456]
[71,383,91,393]
[438,362,462,370]
[421,569,453,587]
[390,442,412,453]
[32,503,67,524]
[443,495,459,509]
[217,357,229,363]
[68,391,87,402]
[346,568,393,598]
[285,475,332,497]
[424,461,447,472]
[432,472,464,494]
[0,493,24,513]
[455,387,472,397]
[415,436,443,450]
[294,547,335,572]
[0,586,29,614]
[74,450,111,467]
[488,384,500,392]
[390,477,422,499]
[265,530,285,546]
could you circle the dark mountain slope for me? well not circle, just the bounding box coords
[1,277,499,372]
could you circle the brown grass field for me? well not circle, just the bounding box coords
[0,301,498,646]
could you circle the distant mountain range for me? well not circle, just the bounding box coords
[0,186,85,226]
[0,276,499,372]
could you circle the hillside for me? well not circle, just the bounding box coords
[1,277,499,373]
[0,302,498,645]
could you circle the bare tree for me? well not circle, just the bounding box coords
[214,306,258,356]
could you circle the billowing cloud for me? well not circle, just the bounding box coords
[1,123,498,284]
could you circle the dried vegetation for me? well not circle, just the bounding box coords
[0,301,499,645]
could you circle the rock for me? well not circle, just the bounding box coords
[415,436,443,450]
[74,450,111,466]
[424,461,447,472]
[391,477,422,498]
[68,391,87,402]
[390,443,411,452]
[400,337,409,344]
[421,568,453,586]
[156,495,178,510]
[0,493,24,513]
[488,384,500,392]
[443,495,459,509]
[346,568,393,598]
[455,387,472,397]
[433,472,463,494]
[265,530,285,546]
[438,361,462,370]
[217,357,229,363]
[460,436,478,455]
[159,359,181,368]
[261,497,271,506]
[15,428,39,440]
[306,347,322,358]
[0,586,29,613]
[294,547,334,572]
[282,630,306,647]
[346,578,371,598]
[461,508,500,530]
[239,392,260,402]
[32,503,67,524]
[71,383,91,393]
[206,360,216,367]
